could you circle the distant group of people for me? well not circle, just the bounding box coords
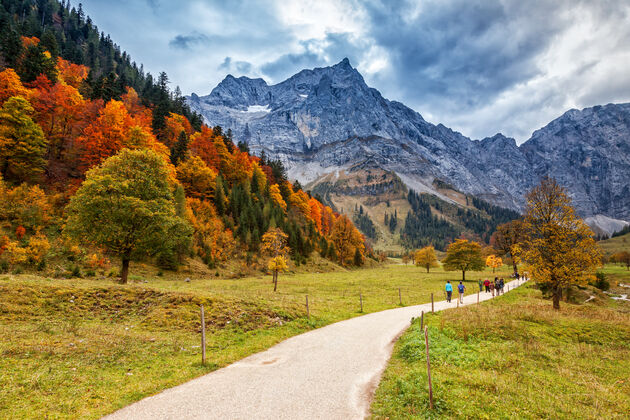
[479,277,505,296]
[443,272,529,305]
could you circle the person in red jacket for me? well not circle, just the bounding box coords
[483,279,490,293]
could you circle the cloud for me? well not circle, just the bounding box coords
[78,0,630,143]
[169,32,210,50]
[218,57,254,74]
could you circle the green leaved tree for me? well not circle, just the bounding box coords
[64,149,192,283]
[442,239,485,281]
[0,96,48,184]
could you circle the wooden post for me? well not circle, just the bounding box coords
[457,297,459,308]
[200,305,206,365]
[399,288,402,306]
[306,295,310,319]
[424,326,434,410]
[477,290,479,304]
[420,310,424,331]
[431,293,434,313]
[360,293,363,313]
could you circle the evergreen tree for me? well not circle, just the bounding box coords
[170,130,189,164]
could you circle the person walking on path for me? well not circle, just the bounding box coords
[478,279,483,292]
[499,278,505,293]
[445,281,453,303]
[490,281,495,297]
[484,279,490,293]
[457,281,465,304]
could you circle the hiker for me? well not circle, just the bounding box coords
[478,279,483,292]
[445,280,453,303]
[458,281,465,304]
[490,280,495,296]
[484,278,490,293]
[499,278,505,292]
[494,278,500,295]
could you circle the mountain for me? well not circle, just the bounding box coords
[187,58,630,239]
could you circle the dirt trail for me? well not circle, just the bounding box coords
[104,279,526,420]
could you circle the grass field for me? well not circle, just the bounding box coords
[370,265,630,419]
[599,232,630,255]
[0,263,514,419]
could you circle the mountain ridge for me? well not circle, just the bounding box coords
[187,58,630,232]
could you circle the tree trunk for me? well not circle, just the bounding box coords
[462,270,466,282]
[120,258,130,284]
[273,270,278,292]
[426,265,429,273]
[552,286,562,310]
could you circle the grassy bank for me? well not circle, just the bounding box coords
[0,263,513,419]
[370,267,630,419]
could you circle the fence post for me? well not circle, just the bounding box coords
[431,293,434,313]
[200,304,206,365]
[477,290,479,304]
[306,295,310,319]
[399,288,402,306]
[420,310,424,330]
[360,293,363,313]
[424,326,434,410]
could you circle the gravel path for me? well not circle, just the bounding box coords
[104,278,526,420]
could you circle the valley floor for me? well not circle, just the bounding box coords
[0,263,513,419]
[370,265,630,419]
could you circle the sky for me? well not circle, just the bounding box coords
[79,0,630,143]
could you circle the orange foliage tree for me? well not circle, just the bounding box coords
[330,214,365,266]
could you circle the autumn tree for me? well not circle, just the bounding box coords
[614,251,630,270]
[485,254,503,273]
[0,96,47,184]
[64,149,192,283]
[517,178,602,309]
[415,246,439,273]
[442,239,485,281]
[491,219,524,274]
[0,69,29,105]
[261,227,289,291]
[176,156,217,200]
[330,215,365,266]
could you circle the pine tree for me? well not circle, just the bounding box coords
[170,130,189,164]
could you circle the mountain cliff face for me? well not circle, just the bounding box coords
[187,59,630,229]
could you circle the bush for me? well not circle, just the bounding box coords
[69,265,82,278]
[591,272,610,291]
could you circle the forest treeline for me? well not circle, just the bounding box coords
[0,0,368,276]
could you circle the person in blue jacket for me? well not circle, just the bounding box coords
[457,281,465,304]
[445,280,453,302]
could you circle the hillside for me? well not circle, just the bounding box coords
[188,59,630,229]
[599,232,630,256]
[309,167,519,251]
[0,0,369,281]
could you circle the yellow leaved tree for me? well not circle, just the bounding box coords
[485,255,503,273]
[517,178,602,310]
[261,227,289,291]
[415,246,439,273]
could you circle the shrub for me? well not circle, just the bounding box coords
[591,272,610,291]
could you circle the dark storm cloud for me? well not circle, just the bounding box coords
[361,0,568,108]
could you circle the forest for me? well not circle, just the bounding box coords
[0,0,368,280]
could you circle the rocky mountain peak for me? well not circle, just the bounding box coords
[187,62,630,226]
